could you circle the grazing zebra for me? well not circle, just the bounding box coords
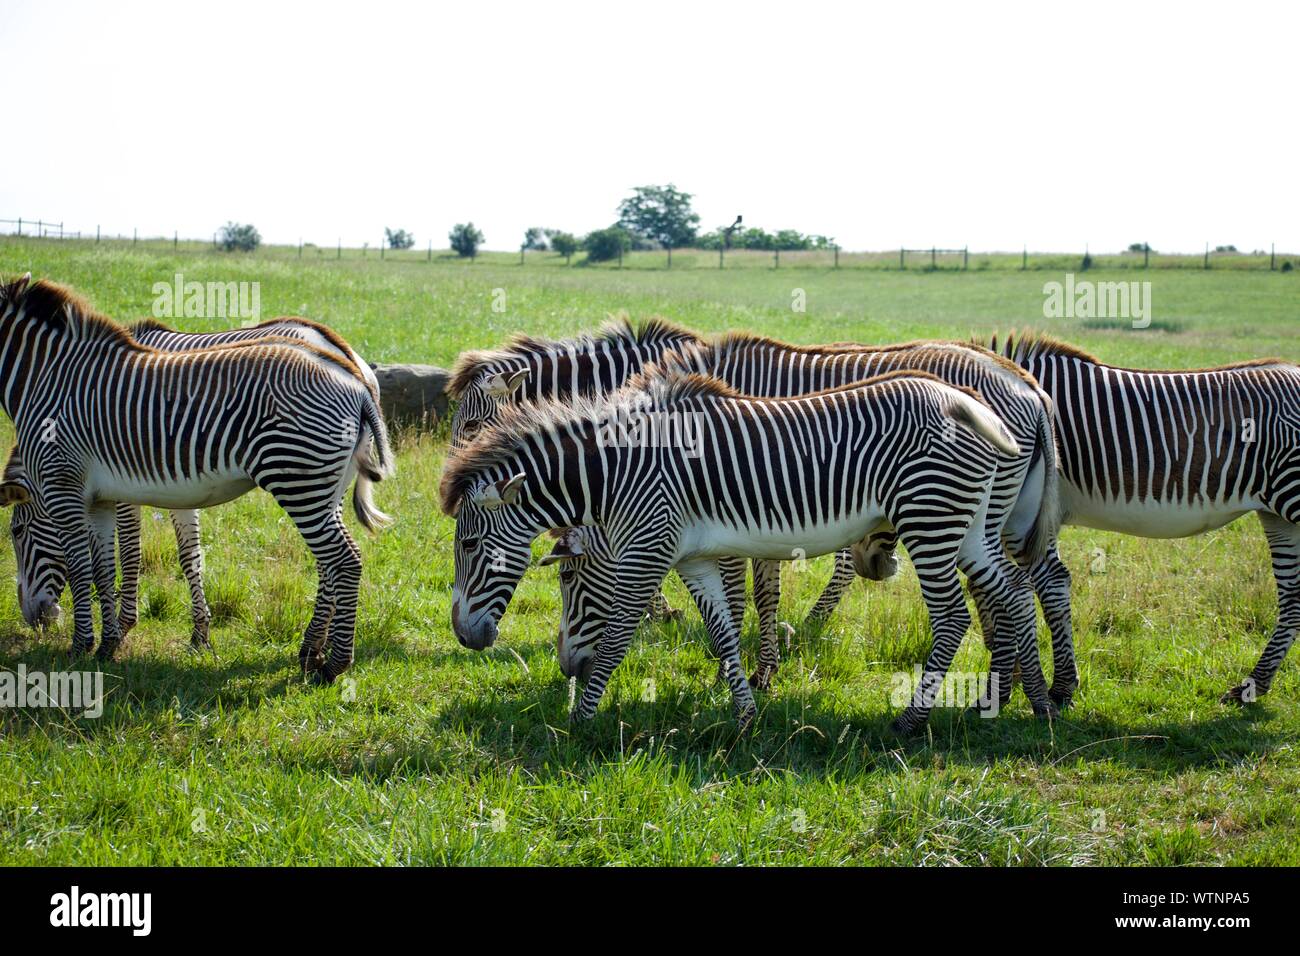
[545,336,1064,694]
[441,363,1057,733]
[3,317,379,652]
[985,331,1300,706]
[0,274,393,678]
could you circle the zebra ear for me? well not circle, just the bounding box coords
[538,530,585,566]
[0,481,32,507]
[485,368,529,398]
[473,473,526,509]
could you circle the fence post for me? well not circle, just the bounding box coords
[774,248,779,269]
[899,248,905,270]
[834,245,839,269]
[380,236,385,260]
[1144,244,1149,268]
[963,246,968,271]
[931,247,936,270]
[1270,243,1275,271]
[174,230,178,251]
[37,220,43,238]
[298,239,303,259]
[520,244,525,266]
[96,225,100,243]
[338,238,342,260]
[15,218,20,237]
[1204,242,1209,270]
[133,228,137,246]
[427,240,432,263]
[1022,245,1027,271]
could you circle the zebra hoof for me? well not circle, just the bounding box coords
[748,668,774,691]
[1220,683,1260,706]
[889,717,922,737]
[95,641,121,662]
[735,704,758,734]
[1031,699,1060,720]
[1048,685,1076,709]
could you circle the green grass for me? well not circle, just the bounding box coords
[0,237,1298,865]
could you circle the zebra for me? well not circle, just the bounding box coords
[441,362,1058,733]
[978,331,1300,706]
[2,316,380,652]
[0,274,393,679]
[543,336,1064,694]
[448,314,704,447]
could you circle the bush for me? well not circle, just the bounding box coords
[523,227,547,251]
[219,222,260,252]
[548,231,579,259]
[583,226,630,263]
[1127,242,1152,253]
[449,222,484,258]
[385,227,414,250]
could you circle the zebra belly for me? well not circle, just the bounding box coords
[90,469,257,510]
[679,513,887,562]
[1060,483,1257,538]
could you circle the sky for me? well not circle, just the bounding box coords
[2,0,1296,254]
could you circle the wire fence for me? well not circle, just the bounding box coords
[1,217,1293,272]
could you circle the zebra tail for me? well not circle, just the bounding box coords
[352,396,395,533]
[1021,398,1062,566]
[944,393,1020,457]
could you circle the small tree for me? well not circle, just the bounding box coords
[449,222,484,258]
[523,227,547,251]
[385,227,414,250]
[219,222,261,252]
[548,231,579,262]
[583,226,631,264]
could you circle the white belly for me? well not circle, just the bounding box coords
[90,464,256,510]
[1060,483,1258,538]
[678,508,888,562]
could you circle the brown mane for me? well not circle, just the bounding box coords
[4,277,145,350]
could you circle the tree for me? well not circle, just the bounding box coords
[523,227,547,251]
[385,227,414,250]
[449,222,484,258]
[548,231,579,262]
[583,226,631,264]
[616,184,699,265]
[219,222,260,252]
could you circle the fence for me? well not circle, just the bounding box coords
[1,217,1293,273]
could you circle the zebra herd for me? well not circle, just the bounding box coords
[443,315,1300,733]
[2,272,1298,736]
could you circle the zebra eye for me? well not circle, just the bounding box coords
[558,565,576,582]
[461,536,480,553]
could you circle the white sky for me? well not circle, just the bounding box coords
[3,0,1296,253]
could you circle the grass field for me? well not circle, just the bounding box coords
[1,236,1298,865]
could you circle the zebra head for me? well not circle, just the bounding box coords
[450,472,533,649]
[538,526,612,683]
[450,367,530,448]
[0,478,64,629]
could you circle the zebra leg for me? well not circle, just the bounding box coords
[168,509,213,652]
[678,558,757,729]
[89,504,126,660]
[890,530,971,735]
[708,556,748,686]
[963,533,1054,719]
[42,488,99,655]
[1223,512,1300,704]
[574,558,675,722]
[750,558,783,690]
[1029,547,1078,707]
[646,590,683,623]
[115,503,142,636]
[804,549,856,626]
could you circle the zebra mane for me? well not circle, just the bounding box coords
[713,330,1042,389]
[990,329,1291,374]
[4,278,144,349]
[128,317,176,335]
[446,314,703,399]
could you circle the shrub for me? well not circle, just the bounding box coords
[548,231,579,260]
[219,222,260,252]
[523,227,547,251]
[583,226,630,263]
[385,228,415,250]
[449,222,484,258]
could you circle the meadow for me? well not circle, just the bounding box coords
[0,235,1298,865]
